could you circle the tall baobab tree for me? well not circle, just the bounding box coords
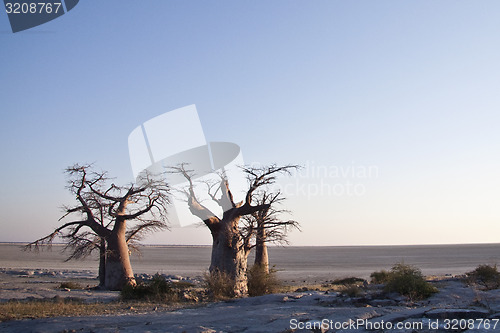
[241,190,300,274]
[172,164,298,296]
[27,164,170,290]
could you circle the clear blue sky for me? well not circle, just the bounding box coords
[1,1,499,246]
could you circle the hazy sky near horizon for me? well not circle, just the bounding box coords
[1,1,499,246]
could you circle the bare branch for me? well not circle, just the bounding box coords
[237,164,300,217]
[126,220,168,243]
[240,187,300,250]
[25,220,88,252]
[168,164,221,230]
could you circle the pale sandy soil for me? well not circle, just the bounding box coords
[0,268,119,303]
[1,268,500,333]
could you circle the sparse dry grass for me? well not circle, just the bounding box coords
[202,270,235,300]
[0,298,194,322]
[340,284,363,297]
[276,278,367,294]
[57,281,83,290]
[247,265,281,296]
[0,299,105,321]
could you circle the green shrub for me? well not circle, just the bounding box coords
[202,270,235,300]
[121,274,175,301]
[247,265,281,297]
[384,263,437,300]
[370,270,391,284]
[466,264,500,290]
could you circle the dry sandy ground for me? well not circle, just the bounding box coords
[0,268,119,303]
[1,268,500,333]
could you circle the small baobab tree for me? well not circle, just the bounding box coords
[171,164,298,296]
[27,164,170,290]
[241,190,300,274]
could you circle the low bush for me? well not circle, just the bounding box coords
[370,270,391,284]
[466,264,500,290]
[331,277,365,285]
[202,270,235,300]
[383,263,437,300]
[171,281,195,289]
[121,274,176,302]
[340,284,363,297]
[247,264,281,297]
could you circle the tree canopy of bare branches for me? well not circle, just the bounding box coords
[27,163,170,290]
[241,190,300,272]
[171,163,299,296]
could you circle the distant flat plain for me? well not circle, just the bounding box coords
[1,243,499,283]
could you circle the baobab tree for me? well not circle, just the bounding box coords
[241,190,300,274]
[56,216,165,287]
[172,164,298,296]
[27,164,170,290]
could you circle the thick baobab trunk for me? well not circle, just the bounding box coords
[254,225,269,274]
[209,217,248,297]
[104,220,136,290]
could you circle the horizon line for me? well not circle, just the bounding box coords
[1,241,499,248]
